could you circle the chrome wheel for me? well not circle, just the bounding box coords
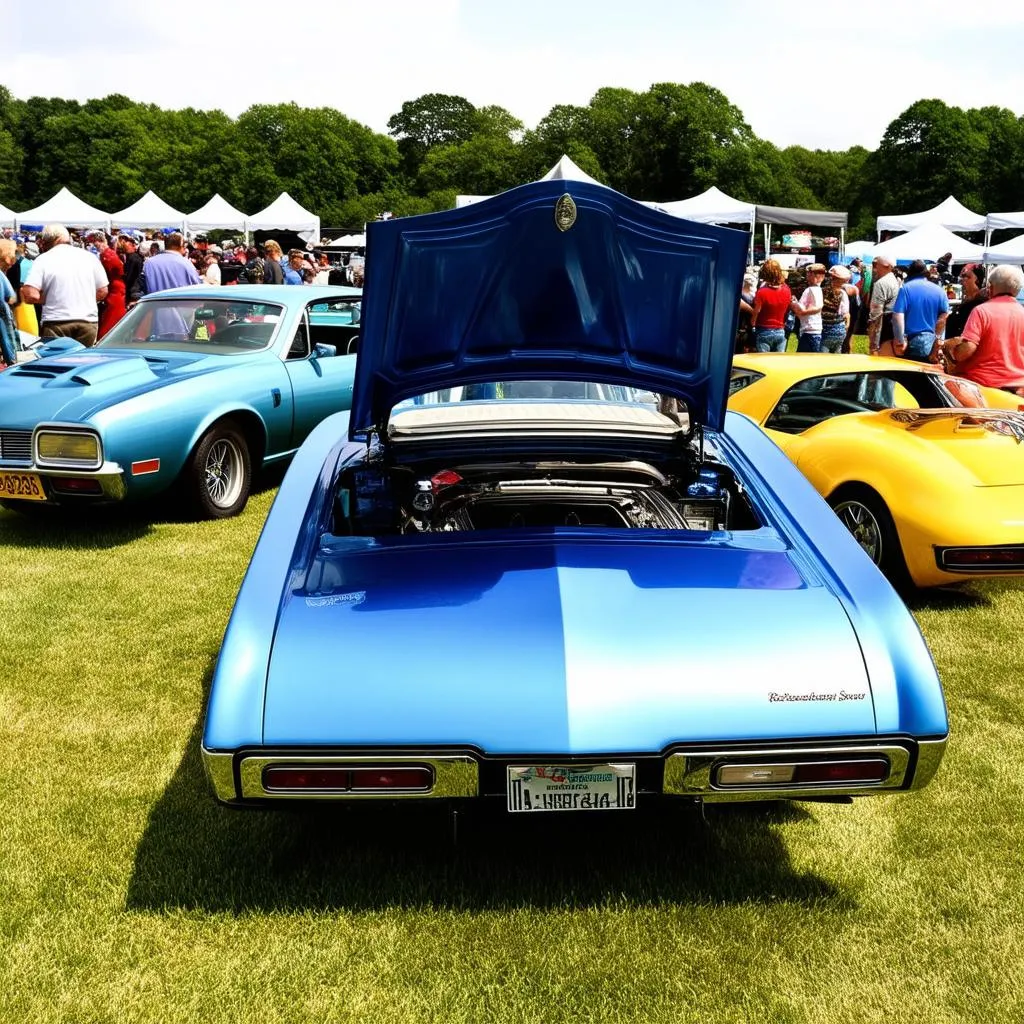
[833,499,883,564]
[203,436,245,509]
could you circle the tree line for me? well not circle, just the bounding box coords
[0,84,1021,239]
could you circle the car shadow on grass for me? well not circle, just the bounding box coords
[903,584,996,613]
[0,464,284,541]
[127,680,849,914]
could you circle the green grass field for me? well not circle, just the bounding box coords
[2,491,1024,1024]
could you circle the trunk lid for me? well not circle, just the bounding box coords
[263,536,876,752]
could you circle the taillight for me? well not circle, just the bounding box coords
[716,758,888,788]
[939,546,1024,570]
[263,764,433,793]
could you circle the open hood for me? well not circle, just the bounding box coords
[350,179,749,438]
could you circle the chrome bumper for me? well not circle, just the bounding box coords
[202,748,479,803]
[663,737,946,802]
[0,461,127,502]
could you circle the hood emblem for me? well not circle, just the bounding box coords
[554,194,577,232]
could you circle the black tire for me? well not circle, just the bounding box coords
[828,486,912,590]
[184,420,251,519]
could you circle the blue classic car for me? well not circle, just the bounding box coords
[202,181,948,811]
[0,285,360,518]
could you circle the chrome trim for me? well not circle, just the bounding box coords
[936,545,1024,573]
[35,463,128,501]
[238,754,479,800]
[907,737,948,791]
[201,749,238,803]
[33,424,103,470]
[664,744,914,802]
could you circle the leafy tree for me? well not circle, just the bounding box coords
[387,93,478,178]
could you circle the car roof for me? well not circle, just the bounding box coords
[138,284,362,304]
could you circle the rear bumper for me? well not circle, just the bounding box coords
[203,736,947,806]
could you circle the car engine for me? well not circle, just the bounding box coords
[334,458,760,535]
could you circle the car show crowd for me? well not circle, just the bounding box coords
[3,219,1024,403]
[742,255,1024,397]
[0,224,363,362]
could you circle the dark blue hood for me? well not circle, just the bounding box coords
[351,178,749,436]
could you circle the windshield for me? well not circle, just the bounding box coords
[402,381,660,407]
[98,298,286,354]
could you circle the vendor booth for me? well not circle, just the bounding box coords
[869,223,985,264]
[757,204,848,263]
[185,194,248,236]
[245,192,320,245]
[109,190,186,232]
[876,196,985,239]
[15,187,110,231]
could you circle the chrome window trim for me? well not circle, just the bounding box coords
[33,424,103,470]
[663,743,925,802]
[238,753,479,800]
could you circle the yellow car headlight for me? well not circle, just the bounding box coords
[36,431,101,467]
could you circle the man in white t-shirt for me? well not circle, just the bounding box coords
[21,223,109,346]
[791,263,825,352]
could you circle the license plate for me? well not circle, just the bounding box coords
[0,471,46,501]
[507,763,636,813]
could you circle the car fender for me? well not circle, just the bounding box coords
[723,412,947,738]
[204,410,361,751]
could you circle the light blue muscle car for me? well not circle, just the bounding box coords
[0,285,360,518]
[202,180,948,812]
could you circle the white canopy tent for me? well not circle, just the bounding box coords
[876,195,985,239]
[185,193,248,235]
[986,211,1024,232]
[540,154,603,186]
[658,186,755,230]
[870,223,985,264]
[326,233,366,247]
[109,190,186,231]
[15,187,110,230]
[456,155,604,209]
[842,239,876,261]
[245,192,320,244]
[0,201,15,229]
[984,233,1024,264]
[660,186,755,263]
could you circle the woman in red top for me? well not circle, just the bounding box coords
[751,259,792,352]
[90,230,127,339]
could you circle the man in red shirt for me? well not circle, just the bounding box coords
[942,265,1024,394]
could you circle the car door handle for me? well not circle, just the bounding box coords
[272,388,281,408]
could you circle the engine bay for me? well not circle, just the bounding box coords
[332,452,762,536]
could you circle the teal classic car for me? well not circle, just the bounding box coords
[0,284,360,518]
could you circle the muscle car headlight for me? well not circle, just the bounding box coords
[35,430,102,469]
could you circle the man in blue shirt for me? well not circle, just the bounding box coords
[890,259,949,362]
[283,250,305,285]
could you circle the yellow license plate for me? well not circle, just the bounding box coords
[0,471,47,501]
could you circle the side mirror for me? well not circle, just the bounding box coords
[313,342,337,359]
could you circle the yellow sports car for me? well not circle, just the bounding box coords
[729,353,1024,588]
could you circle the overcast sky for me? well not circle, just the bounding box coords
[7,0,1023,152]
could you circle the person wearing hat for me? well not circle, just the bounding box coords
[820,266,852,353]
[791,263,826,352]
[866,254,900,355]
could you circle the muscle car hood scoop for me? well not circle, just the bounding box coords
[10,352,160,388]
[350,178,749,438]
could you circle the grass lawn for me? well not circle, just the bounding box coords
[2,485,1024,1024]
